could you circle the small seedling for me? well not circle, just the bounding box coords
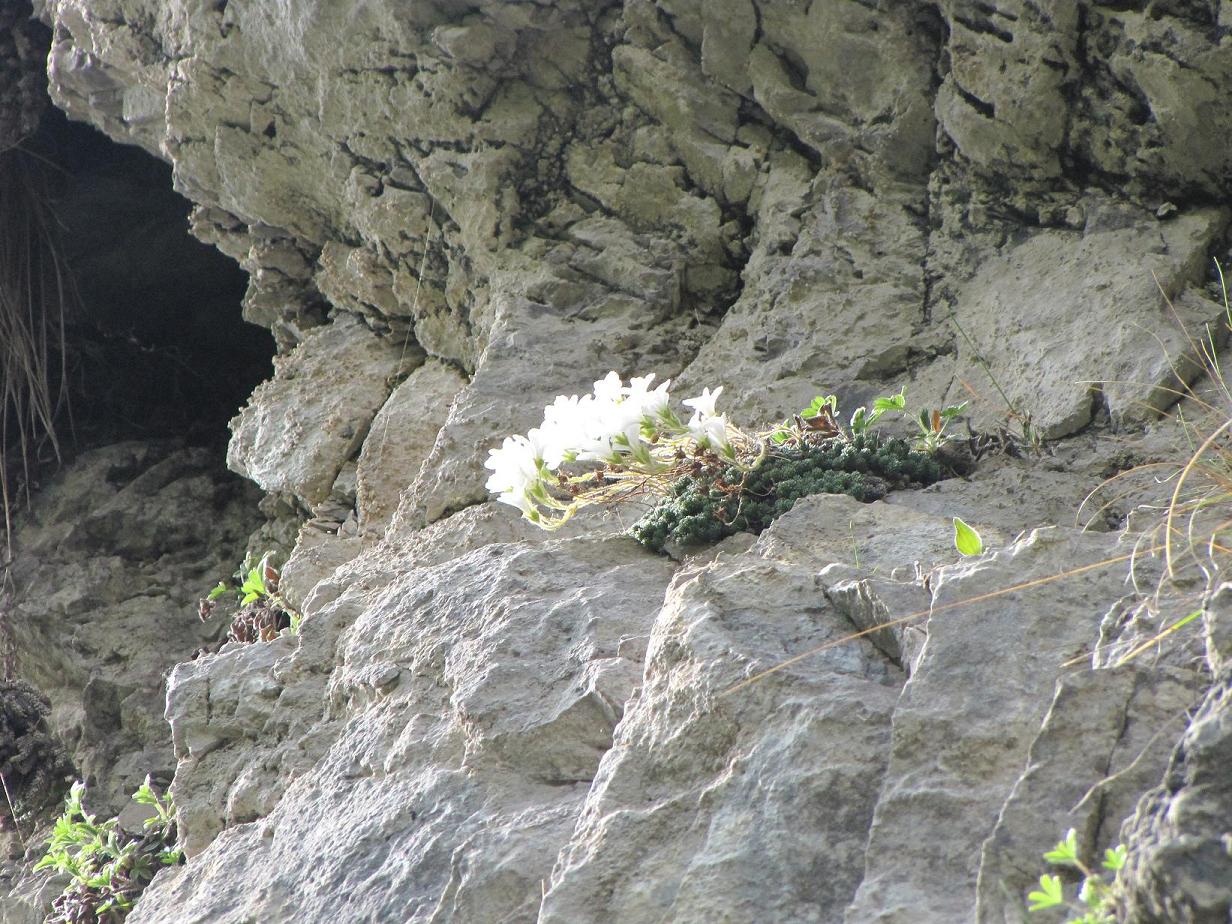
[1026,828,1126,924]
[850,386,907,436]
[913,402,968,453]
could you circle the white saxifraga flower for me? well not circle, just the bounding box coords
[688,412,731,452]
[541,394,591,467]
[627,374,671,423]
[683,386,723,420]
[484,435,543,512]
[592,371,624,405]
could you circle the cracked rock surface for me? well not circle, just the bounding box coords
[5,0,1232,920]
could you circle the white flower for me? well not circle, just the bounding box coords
[541,395,593,467]
[484,435,542,497]
[627,374,672,422]
[683,386,723,419]
[494,487,537,518]
[575,431,620,463]
[688,412,730,451]
[592,371,624,405]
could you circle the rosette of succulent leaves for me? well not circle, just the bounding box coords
[199,554,299,643]
[485,373,967,547]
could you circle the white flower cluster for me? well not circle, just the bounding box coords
[484,372,734,524]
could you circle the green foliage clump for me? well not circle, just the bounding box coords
[630,433,943,552]
[1026,828,1127,924]
[199,553,299,643]
[35,779,181,923]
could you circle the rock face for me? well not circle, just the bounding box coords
[0,442,260,923]
[5,0,1232,921]
[1118,580,1232,924]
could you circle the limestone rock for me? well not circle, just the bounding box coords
[128,536,676,923]
[945,208,1229,438]
[21,0,1232,920]
[845,529,1144,924]
[1119,579,1232,923]
[227,314,410,508]
[542,500,908,924]
[356,359,466,535]
[2,442,259,818]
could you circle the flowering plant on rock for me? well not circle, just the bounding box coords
[483,372,754,529]
[486,372,963,550]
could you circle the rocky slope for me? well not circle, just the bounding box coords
[4,0,1232,921]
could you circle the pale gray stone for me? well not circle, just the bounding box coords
[227,314,409,508]
[356,359,466,536]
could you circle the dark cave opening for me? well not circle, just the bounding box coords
[39,107,272,443]
[1,102,273,494]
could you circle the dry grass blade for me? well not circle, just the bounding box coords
[1164,418,1232,581]
[0,147,76,560]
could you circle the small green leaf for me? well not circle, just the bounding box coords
[207,582,230,601]
[1027,874,1065,911]
[873,387,906,412]
[1043,828,1080,867]
[240,566,267,600]
[1102,844,1127,871]
[804,394,837,417]
[940,401,969,419]
[953,517,984,556]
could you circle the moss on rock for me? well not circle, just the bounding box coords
[630,434,944,552]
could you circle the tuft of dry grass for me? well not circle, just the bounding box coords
[0,146,75,558]
[0,145,78,682]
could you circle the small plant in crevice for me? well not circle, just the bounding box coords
[1026,828,1126,924]
[951,313,1044,452]
[484,373,965,551]
[199,553,298,644]
[35,778,182,924]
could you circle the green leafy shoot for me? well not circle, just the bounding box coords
[849,407,874,436]
[803,394,838,418]
[769,418,794,444]
[1027,874,1065,911]
[1044,829,1081,867]
[1102,845,1127,872]
[206,582,230,602]
[1027,829,1125,923]
[34,778,181,922]
[914,401,969,453]
[852,387,911,435]
[873,387,907,414]
[953,517,984,556]
[239,566,268,605]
